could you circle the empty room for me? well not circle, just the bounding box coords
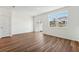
[0,6,79,52]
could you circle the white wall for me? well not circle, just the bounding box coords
[11,7,33,35]
[34,7,79,41]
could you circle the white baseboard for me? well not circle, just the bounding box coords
[0,34,13,38]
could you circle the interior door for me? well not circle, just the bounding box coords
[33,17,43,32]
[0,16,11,38]
[0,7,11,38]
[33,17,40,32]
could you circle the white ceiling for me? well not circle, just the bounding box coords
[14,6,64,16]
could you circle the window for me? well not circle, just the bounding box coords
[48,10,69,27]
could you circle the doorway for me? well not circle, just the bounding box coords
[33,16,43,32]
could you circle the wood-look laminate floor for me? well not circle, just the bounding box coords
[0,32,79,52]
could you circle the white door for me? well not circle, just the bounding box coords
[0,7,11,38]
[33,17,40,32]
[0,16,11,38]
[33,17,43,32]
